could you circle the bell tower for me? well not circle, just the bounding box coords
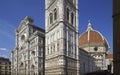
[45,0,79,75]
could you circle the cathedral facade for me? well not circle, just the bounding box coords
[11,16,45,75]
[79,21,110,70]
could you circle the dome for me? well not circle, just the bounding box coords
[79,21,110,49]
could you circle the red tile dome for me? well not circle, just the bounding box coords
[79,21,109,49]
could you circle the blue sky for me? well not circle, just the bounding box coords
[0,0,112,60]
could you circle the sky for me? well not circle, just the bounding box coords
[0,0,113,60]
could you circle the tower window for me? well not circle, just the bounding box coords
[57,42,59,51]
[54,8,57,20]
[31,65,35,69]
[49,13,53,24]
[20,62,23,67]
[31,51,35,56]
[47,47,49,55]
[75,16,76,27]
[67,8,70,21]
[71,12,74,25]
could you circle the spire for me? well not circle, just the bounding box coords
[86,20,93,31]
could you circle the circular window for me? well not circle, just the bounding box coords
[94,47,98,51]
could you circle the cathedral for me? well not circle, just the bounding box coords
[11,17,45,75]
[11,0,111,75]
[79,21,110,70]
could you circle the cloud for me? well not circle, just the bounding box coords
[0,29,15,40]
[0,48,7,51]
[0,19,16,29]
[0,19,15,40]
[0,51,11,60]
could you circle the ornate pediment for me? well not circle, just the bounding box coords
[18,16,34,32]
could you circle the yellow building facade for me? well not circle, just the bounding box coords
[0,57,11,75]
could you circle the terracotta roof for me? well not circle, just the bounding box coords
[106,54,113,59]
[79,21,109,49]
[79,30,109,47]
[79,31,103,44]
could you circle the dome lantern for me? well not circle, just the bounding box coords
[86,20,93,31]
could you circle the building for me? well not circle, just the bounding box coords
[113,0,120,75]
[79,48,99,75]
[85,70,113,75]
[11,16,45,75]
[79,21,110,70]
[105,54,113,73]
[45,0,79,75]
[11,0,112,75]
[0,57,11,75]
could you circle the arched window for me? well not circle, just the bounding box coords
[54,8,57,20]
[49,13,53,24]
[31,65,35,69]
[67,8,70,21]
[31,51,35,56]
[47,47,49,55]
[57,42,59,51]
[21,35,25,41]
[71,12,74,25]
[20,62,24,67]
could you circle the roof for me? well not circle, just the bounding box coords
[106,54,113,59]
[31,25,45,32]
[18,16,45,33]
[0,57,11,62]
[79,21,110,49]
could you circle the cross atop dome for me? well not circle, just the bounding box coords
[86,20,93,31]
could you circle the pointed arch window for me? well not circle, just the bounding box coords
[31,65,35,69]
[21,35,25,41]
[20,62,24,67]
[47,47,49,55]
[57,42,59,51]
[71,12,74,25]
[49,13,53,24]
[67,8,70,21]
[31,51,35,56]
[54,8,57,20]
